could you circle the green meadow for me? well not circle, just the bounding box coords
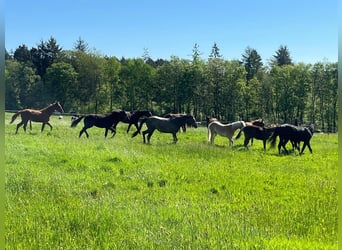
[5,114,337,249]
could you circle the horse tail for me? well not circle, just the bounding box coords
[10,111,22,124]
[71,116,85,128]
[235,127,244,140]
[131,118,147,138]
[207,124,212,142]
[268,127,278,148]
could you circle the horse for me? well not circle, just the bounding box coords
[70,110,128,138]
[122,110,153,135]
[268,124,314,154]
[10,102,64,134]
[133,115,198,144]
[206,117,219,127]
[245,118,264,127]
[207,121,246,146]
[244,118,265,146]
[164,113,188,132]
[235,124,276,150]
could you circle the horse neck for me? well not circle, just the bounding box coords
[175,115,190,126]
[41,104,58,115]
[135,111,147,117]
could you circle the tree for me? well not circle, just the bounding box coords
[5,60,41,109]
[73,37,89,52]
[103,56,122,110]
[13,44,31,64]
[241,47,263,83]
[45,62,78,112]
[271,45,293,66]
[207,42,224,117]
[31,37,63,77]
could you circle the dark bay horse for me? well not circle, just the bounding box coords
[10,102,64,134]
[70,110,128,138]
[269,124,314,154]
[208,121,246,147]
[123,110,152,135]
[164,113,188,132]
[133,115,197,144]
[235,125,276,150]
[245,118,264,127]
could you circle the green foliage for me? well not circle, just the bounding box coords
[5,113,337,249]
[5,40,338,131]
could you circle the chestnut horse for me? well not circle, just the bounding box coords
[10,102,64,134]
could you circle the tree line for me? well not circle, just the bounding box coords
[5,37,338,132]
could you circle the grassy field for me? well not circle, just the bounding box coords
[5,114,337,249]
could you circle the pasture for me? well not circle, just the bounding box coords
[5,113,337,249]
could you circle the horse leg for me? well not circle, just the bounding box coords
[109,127,117,138]
[79,127,89,138]
[41,123,46,132]
[277,141,282,154]
[126,123,132,133]
[263,139,266,150]
[142,130,148,143]
[15,121,24,134]
[210,133,216,144]
[307,142,313,153]
[244,137,249,149]
[228,137,234,147]
[172,133,178,143]
[146,129,155,144]
[47,122,53,131]
[23,121,28,133]
[300,143,307,154]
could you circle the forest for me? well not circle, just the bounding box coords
[5,37,338,132]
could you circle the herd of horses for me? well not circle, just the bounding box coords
[9,102,315,155]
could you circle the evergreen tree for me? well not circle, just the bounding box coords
[73,37,89,52]
[13,44,31,64]
[271,45,293,66]
[241,46,263,83]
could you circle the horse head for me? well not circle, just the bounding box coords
[186,115,198,128]
[55,102,64,113]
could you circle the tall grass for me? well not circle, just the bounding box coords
[5,114,337,249]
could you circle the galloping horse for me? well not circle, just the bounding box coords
[133,115,197,144]
[70,110,128,138]
[235,125,276,150]
[208,121,246,146]
[10,102,64,134]
[164,113,188,132]
[269,124,314,154]
[123,110,153,135]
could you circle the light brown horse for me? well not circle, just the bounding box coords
[10,102,64,134]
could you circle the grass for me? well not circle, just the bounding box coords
[5,114,338,249]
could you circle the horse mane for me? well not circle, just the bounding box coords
[40,102,56,112]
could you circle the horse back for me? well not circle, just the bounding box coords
[146,116,178,133]
[21,109,50,122]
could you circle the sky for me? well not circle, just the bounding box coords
[5,0,338,65]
